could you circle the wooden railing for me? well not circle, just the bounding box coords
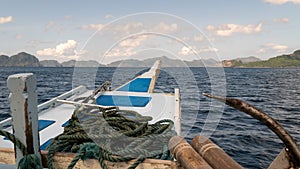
[0,85,87,129]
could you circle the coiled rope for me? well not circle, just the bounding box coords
[0,130,42,169]
[47,99,176,169]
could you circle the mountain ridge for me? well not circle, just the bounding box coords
[228,50,300,68]
[1,51,299,68]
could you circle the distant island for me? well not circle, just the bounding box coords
[222,50,300,68]
[0,52,105,67]
[1,50,300,68]
[0,52,222,67]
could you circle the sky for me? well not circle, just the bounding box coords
[0,0,300,64]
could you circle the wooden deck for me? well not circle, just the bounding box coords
[0,148,181,169]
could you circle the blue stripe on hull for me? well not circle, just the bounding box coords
[40,138,53,150]
[61,120,69,127]
[117,78,151,92]
[96,95,151,107]
[3,120,55,141]
[38,120,55,131]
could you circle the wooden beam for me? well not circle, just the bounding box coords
[0,148,15,164]
[56,99,115,109]
[169,136,212,169]
[148,60,161,93]
[191,135,243,169]
[268,148,291,169]
[174,88,181,136]
[0,86,87,130]
[0,149,180,169]
[7,73,41,164]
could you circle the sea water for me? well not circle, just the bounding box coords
[0,67,299,169]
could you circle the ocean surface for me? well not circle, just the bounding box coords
[1,67,300,168]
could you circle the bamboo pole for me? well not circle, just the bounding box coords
[203,93,300,167]
[191,135,243,169]
[169,136,212,169]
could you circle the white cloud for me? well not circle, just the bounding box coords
[81,22,142,33]
[81,22,178,36]
[104,14,114,19]
[114,22,144,34]
[119,38,141,48]
[179,36,204,42]
[27,40,53,47]
[15,34,22,40]
[105,48,136,57]
[194,36,204,42]
[36,40,81,59]
[45,21,55,32]
[267,43,289,52]
[263,0,300,4]
[207,22,263,36]
[181,37,190,41]
[178,46,194,56]
[199,47,219,53]
[257,43,289,53]
[178,46,218,56]
[112,22,176,34]
[257,48,266,54]
[64,15,72,20]
[80,21,169,36]
[153,22,178,33]
[81,24,104,30]
[44,21,64,33]
[0,16,13,24]
[0,52,7,56]
[105,35,149,57]
[28,40,40,46]
[273,18,289,23]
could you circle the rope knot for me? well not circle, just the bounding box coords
[18,154,42,169]
[80,143,100,161]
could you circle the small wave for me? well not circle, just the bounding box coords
[247,97,265,103]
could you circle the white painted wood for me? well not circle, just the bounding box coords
[0,90,94,150]
[0,118,12,130]
[267,148,291,169]
[56,99,114,109]
[0,85,87,130]
[35,90,93,151]
[140,60,161,78]
[7,73,41,163]
[141,60,161,93]
[0,60,182,159]
[174,88,181,136]
[114,60,161,92]
[37,85,87,111]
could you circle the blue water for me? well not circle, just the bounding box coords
[1,67,300,168]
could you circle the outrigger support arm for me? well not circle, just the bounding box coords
[203,93,300,168]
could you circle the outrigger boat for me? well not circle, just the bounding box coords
[0,60,299,169]
[0,60,183,168]
[0,60,181,150]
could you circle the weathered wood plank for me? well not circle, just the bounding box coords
[267,148,291,169]
[0,148,15,164]
[0,149,180,169]
[174,88,181,136]
[7,73,41,163]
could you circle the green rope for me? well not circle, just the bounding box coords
[0,130,42,169]
[17,154,42,169]
[47,103,176,169]
[0,130,26,155]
